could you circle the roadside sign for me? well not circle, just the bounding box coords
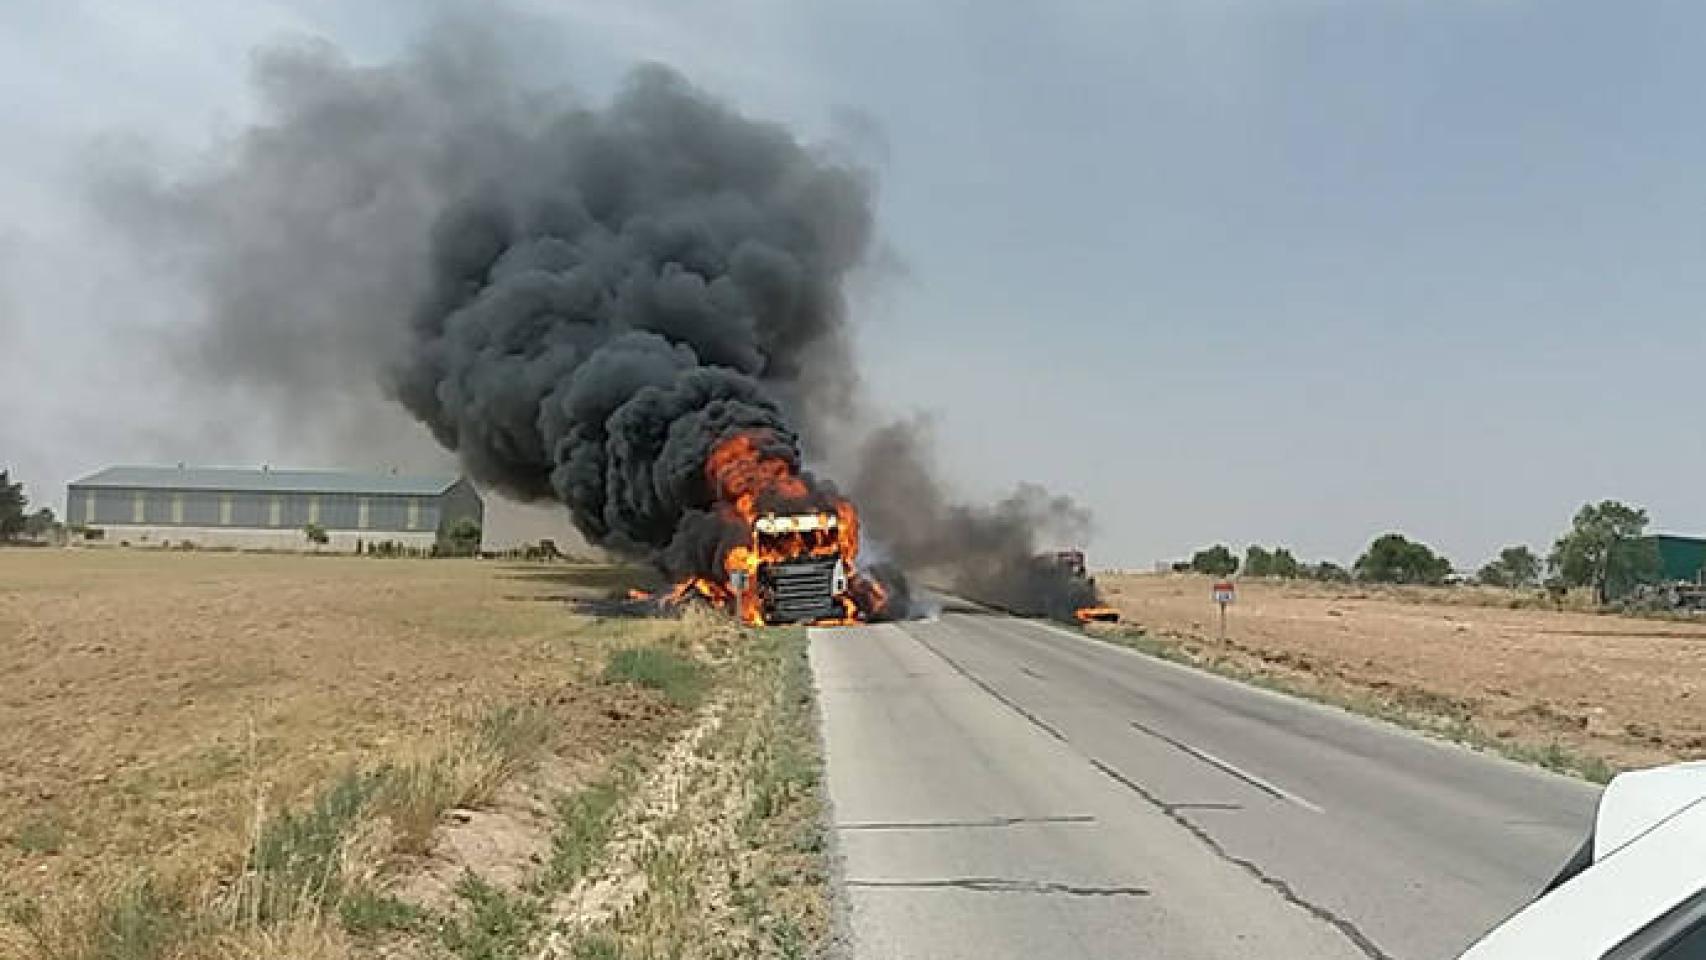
[1212,580,1234,640]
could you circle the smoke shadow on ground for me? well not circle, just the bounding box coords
[496,564,665,591]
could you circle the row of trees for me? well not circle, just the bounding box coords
[0,471,57,541]
[1460,502,1661,602]
[1184,543,1350,582]
[1183,500,1666,601]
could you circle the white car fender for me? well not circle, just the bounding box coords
[1458,763,1706,959]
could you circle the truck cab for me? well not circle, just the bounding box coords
[747,513,852,624]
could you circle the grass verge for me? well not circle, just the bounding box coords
[603,646,708,709]
[1091,626,1619,784]
[556,626,831,959]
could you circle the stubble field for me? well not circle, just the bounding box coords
[1099,573,1706,778]
[0,549,827,960]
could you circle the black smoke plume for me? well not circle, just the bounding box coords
[387,64,874,583]
[852,420,1099,621]
[112,26,1104,620]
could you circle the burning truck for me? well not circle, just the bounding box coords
[676,511,857,624]
[668,432,891,626]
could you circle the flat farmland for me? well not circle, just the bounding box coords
[0,549,829,960]
[1099,573,1706,776]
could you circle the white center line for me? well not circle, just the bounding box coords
[1128,717,1327,814]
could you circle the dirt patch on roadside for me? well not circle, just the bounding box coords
[1100,574,1706,772]
[396,687,677,915]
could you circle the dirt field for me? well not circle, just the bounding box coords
[0,549,826,960]
[1099,574,1706,776]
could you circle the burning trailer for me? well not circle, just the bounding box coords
[1042,550,1120,624]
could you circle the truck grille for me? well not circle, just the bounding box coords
[763,557,839,623]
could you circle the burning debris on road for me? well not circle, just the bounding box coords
[1074,606,1121,624]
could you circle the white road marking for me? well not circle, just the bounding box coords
[1157,731,1326,815]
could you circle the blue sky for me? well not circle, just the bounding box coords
[2,1,1703,567]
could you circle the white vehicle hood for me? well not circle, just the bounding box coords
[1596,761,1706,860]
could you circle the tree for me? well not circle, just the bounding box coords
[1477,545,1541,589]
[1189,544,1239,577]
[1308,561,1353,583]
[1244,545,1273,577]
[303,522,329,546]
[0,471,27,540]
[23,508,57,540]
[441,518,483,558]
[1354,533,1452,585]
[1243,544,1302,579]
[1549,500,1662,604]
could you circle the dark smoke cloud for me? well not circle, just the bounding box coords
[853,419,1098,620]
[90,29,535,468]
[386,65,871,578]
[114,23,1102,618]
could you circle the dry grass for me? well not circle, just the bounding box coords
[541,627,830,960]
[0,550,702,959]
[1098,573,1706,777]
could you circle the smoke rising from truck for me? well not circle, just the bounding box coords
[112,26,1103,621]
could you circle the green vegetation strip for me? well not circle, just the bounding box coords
[1092,627,1617,784]
[604,645,708,708]
[569,627,830,960]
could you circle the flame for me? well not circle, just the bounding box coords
[626,588,653,601]
[1074,606,1121,624]
[666,430,889,627]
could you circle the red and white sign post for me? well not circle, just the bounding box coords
[1212,580,1236,640]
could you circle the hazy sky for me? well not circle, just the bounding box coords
[2,0,1703,568]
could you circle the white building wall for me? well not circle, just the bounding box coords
[88,525,438,552]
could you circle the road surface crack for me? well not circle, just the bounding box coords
[902,626,1391,960]
[1088,759,1395,960]
[846,877,1149,898]
[913,633,1068,742]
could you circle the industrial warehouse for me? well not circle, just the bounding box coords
[64,465,483,552]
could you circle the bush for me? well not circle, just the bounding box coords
[1244,545,1303,579]
[438,518,482,558]
[602,646,706,708]
[1189,544,1239,577]
[1308,561,1353,583]
[1477,545,1541,589]
[1354,533,1452,585]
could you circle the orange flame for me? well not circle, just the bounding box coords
[1074,606,1121,624]
[667,430,888,627]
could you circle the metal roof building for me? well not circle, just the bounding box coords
[1653,534,1706,584]
[66,465,483,551]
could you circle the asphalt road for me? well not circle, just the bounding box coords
[810,605,1602,960]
